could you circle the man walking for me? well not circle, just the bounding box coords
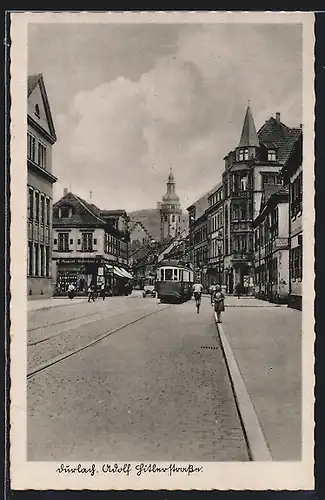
[209,282,216,305]
[193,281,203,313]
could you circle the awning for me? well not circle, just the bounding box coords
[117,268,133,280]
[113,267,126,278]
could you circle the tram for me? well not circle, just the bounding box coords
[156,259,194,303]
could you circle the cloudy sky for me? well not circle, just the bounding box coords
[28,21,302,212]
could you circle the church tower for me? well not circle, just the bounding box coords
[159,168,182,240]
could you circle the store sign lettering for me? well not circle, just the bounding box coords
[58,258,102,264]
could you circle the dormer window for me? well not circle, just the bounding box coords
[34,104,40,118]
[59,206,72,218]
[238,148,249,161]
[268,149,277,161]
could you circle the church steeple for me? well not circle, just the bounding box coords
[159,168,182,240]
[238,104,260,148]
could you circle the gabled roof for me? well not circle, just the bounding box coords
[258,117,302,165]
[53,192,106,227]
[238,106,260,148]
[28,73,57,141]
[256,184,289,222]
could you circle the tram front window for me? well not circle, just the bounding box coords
[165,269,173,281]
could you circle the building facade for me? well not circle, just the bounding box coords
[187,187,219,290]
[206,183,224,287]
[253,185,290,303]
[222,106,302,294]
[27,74,57,298]
[52,191,131,296]
[159,169,182,240]
[281,133,303,310]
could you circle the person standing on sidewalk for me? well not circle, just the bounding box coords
[100,282,106,301]
[68,283,75,300]
[235,282,242,299]
[214,284,225,323]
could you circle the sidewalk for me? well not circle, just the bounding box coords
[28,297,89,312]
[216,297,302,461]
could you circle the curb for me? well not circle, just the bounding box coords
[214,311,272,462]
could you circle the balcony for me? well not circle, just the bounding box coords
[231,251,254,263]
[230,189,252,199]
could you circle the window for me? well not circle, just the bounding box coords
[160,269,164,281]
[261,173,282,188]
[45,246,49,276]
[270,207,279,239]
[69,239,73,245]
[38,142,47,169]
[27,133,36,162]
[173,269,178,280]
[165,269,173,281]
[35,191,39,222]
[268,149,277,161]
[40,245,44,276]
[238,148,248,161]
[40,195,45,224]
[35,243,39,276]
[171,215,175,222]
[35,104,40,118]
[58,233,69,252]
[54,238,57,245]
[46,198,50,225]
[28,188,34,219]
[28,242,33,276]
[60,206,71,218]
[241,176,248,191]
[93,238,97,245]
[291,172,303,217]
[81,232,93,252]
[291,240,303,280]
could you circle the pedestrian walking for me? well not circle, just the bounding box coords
[100,282,106,301]
[235,282,242,299]
[87,284,95,302]
[209,282,216,305]
[68,282,75,300]
[214,284,225,323]
[192,281,203,313]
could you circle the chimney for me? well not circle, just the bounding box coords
[276,112,281,123]
[63,187,68,196]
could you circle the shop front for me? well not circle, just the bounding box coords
[54,257,103,296]
[104,264,133,296]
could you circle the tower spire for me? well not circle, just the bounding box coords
[238,105,259,148]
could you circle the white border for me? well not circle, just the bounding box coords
[10,11,315,490]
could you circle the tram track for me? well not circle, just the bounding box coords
[27,305,172,379]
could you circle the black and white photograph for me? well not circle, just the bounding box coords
[9,11,315,491]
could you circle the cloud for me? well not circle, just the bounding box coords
[52,23,302,211]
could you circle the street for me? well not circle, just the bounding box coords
[27,292,249,461]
